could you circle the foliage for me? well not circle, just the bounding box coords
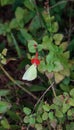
[0,0,74,130]
[23,88,74,129]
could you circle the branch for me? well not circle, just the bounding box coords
[49,0,74,10]
[34,82,54,109]
[0,64,38,100]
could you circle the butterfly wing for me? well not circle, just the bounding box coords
[22,64,37,81]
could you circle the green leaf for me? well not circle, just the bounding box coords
[2,48,7,56]
[60,84,70,92]
[10,33,21,58]
[11,125,20,130]
[7,34,13,46]
[0,23,10,35]
[23,9,34,25]
[53,61,63,72]
[42,104,50,112]
[63,51,70,59]
[60,69,70,77]
[0,43,5,52]
[70,89,74,98]
[0,90,9,96]
[51,22,59,33]
[62,103,70,113]
[20,28,32,41]
[48,112,54,120]
[53,96,63,106]
[23,107,31,115]
[60,2,67,9]
[0,127,5,130]
[1,118,10,129]
[46,63,55,72]
[38,44,43,52]
[29,116,35,125]
[1,0,9,6]
[0,101,10,113]
[54,72,64,84]
[28,85,46,92]
[53,34,63,45]
[46,52,54,64]
[68,39,74,52]
[9,19,19,29]
[0,55,6,64]
[50,104,58,110]
[1,0,14,6]
[15,7,25,21]
[0,23,5,35]
[1,58,7,65]
[42,35,52,50]
[7,110,20,121]
[37,100,44,114]
[36,115,42,123]
[35,124,43,130]
[66,122,74,130]
[24,0,34,11]
[28,40,37,53]
[24,116,29,123]
[69,98,74,106]
[29,15,43,34]
[67,110,72,116]
[42,112,48,120]
[55,110,63,118]
[38,61,46,73]
[60,42,68,51]
[61,77,70,85]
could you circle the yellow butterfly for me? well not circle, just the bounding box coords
[22,64,37,81]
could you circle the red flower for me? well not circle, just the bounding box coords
[31,58,40,65]
[31,52,40,66]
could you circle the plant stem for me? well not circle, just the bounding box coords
[34,82,54,110]
[49,80,56,97]
[10,33,21,58]
[33,0,50,34]
[49,0,72,10]
[0,64,38,100]
[51,86,56,97]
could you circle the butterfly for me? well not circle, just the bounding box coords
[22,64,37,81]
